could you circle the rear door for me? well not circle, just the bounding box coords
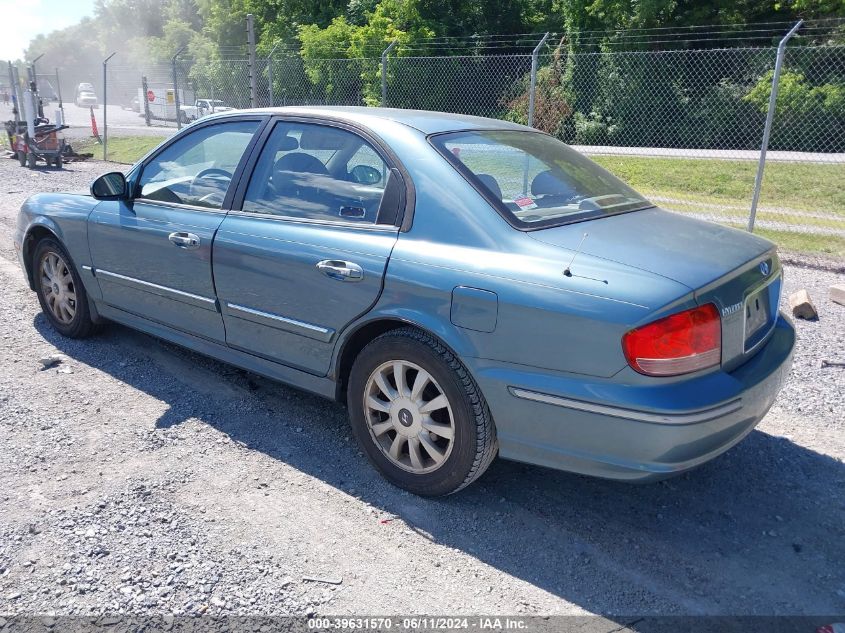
[213,118,405,375]
[88,118,263,342]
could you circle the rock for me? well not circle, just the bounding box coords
[211,596,226,607]
[831,284,845,307]
[788,289,818,320]
[38,354,64,369]
[7,591,21,600]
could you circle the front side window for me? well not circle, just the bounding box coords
[242,121,389,224]
[432,130,653,229]
[138,120,259,209]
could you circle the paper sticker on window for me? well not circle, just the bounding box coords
[513,195,538,210]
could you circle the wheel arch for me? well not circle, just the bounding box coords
[21,221,64,291]
[333,314,473,401]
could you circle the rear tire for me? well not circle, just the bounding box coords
[347,327,497,496]
[32,237,99,339]
[17,151,26,167]
[54,155,62,169]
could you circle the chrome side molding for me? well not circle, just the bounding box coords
[225,302,335,343]
[93,269,218,312]
[509,387,743,425]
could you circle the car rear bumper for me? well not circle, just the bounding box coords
[470,313,795,481]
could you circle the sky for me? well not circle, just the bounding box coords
[0,0,96,61]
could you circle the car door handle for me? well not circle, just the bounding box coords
[316,260,364,281]
[168,232,200,250]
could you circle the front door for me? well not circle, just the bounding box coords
[213,119,404,375]
[88,118,263,342]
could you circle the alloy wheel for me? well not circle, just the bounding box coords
[363,360,455,474]
[39,251,77,324]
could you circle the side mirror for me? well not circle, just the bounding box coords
[91,172,128,200]
[351,164,382,186]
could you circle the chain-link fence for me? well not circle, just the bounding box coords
[81,29,845,260]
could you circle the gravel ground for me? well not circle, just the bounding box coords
[0,158,843,622]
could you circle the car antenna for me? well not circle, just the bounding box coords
[563,232,608,285]
[563,232,588,277]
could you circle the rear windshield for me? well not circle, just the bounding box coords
[431,130,653,229]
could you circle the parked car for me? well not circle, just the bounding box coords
[180,98,235,123]
[13,107,795,496]
[74,82,98,108]
[123,95,140,113]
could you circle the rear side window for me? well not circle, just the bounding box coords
[241,121,391,224]
[432,130,652,229]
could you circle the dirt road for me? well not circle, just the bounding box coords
[0,158,843,622]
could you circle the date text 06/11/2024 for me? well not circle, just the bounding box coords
[307,617,528,630]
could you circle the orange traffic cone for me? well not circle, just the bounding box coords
[90,107,100,141]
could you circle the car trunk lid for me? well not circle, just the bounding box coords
[529,208,782,368]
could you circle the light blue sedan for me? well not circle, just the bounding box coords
[13,107,795,495]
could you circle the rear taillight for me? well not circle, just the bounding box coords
[622,304,721,377]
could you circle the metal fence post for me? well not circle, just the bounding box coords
[172,45,186,130]
[11,65,23,124]
[267,40,283,107]
[141,75,151,126]
[747,21,802,232]
[247,14,258,107]
[102,52,116,161]
[528,32,549,128]
[381,40,397,107]
[7,62,20,125]
[55,67,63,116]
[31,54,44,113]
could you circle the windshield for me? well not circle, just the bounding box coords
[432,130,653,229]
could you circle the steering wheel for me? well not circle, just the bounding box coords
[189,167,233,205]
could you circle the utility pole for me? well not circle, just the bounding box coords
[246,14,258,107]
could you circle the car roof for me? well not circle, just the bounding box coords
[224,106,533,135]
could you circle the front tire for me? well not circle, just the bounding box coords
[347,328,497,496]
[32,238,99,338]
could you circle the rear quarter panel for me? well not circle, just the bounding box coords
[349,124,696,379]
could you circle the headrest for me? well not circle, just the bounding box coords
[274,152,329,176]
[475,173,502,201]
[531,169,574,196]
[298,126,350,150]
[275,134,298,151]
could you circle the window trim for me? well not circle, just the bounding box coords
[131,115,270,212]
[428,128,655,232]
[229,114,414,230]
